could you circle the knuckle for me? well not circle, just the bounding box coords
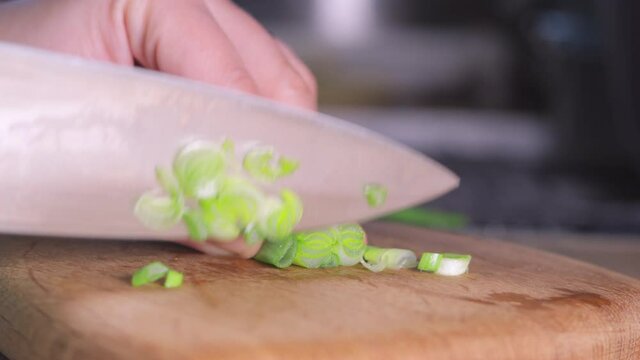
[274,69,315,104]
[221,66,257,93]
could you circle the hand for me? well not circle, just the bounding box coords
[0,0,317,257]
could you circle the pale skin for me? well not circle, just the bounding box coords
[0,0,318,258]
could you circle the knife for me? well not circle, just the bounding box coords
[0,42,458,241]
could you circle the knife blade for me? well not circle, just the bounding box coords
[0,42,458,240]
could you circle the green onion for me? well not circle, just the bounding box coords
[182,209,208,242]
[292,230,337,268]
[131,261,170,287]
[331,224,366,266]
[418,252,471,276]
[221,138,235,158]
[164,269,184,288]
[381,207,468,230]
[134,192,184,230]
[217,177,263,227]
[435,253,471,276]
[360,259,386,272]
[363,183,387,208]
[319,253,340,268]
[417,252,442,272]
[254,235,297,268]
[155,166,181,197]
[173,141,226,199]
[243,147,299,182]
[361,246,418,272]
[199,197,241,241]
[259,190,303,242]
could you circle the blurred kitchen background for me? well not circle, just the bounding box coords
[234,0,640,275]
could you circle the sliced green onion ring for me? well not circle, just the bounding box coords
[254,236,297,268]
[183,209,208,242]
[360,258,386,272]
[292,230,337,268]
[173,141,226,199]
[155,166,181,197]
[418,252,471,276]
[363,183,387,208]
[217,177,263,227]
[243,146,299,182]
[361,246,418,272]
[436,253,472,276]
[331,224,366,266]
[259,190,303,242]
[164,269,184,288]
[199,197,241,241]
[131,261,170,287]
[134,192,184,230]
[417,252,443,272]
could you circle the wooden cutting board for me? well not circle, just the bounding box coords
[1,223,639,360]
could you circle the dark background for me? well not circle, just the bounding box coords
[236,0,640,234]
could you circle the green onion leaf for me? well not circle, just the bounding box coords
[363,183,387,208]
[131,261,170,287]
[134,192,184,230]
[331,224,366,266]
[173,141,226,199]
[164,269,184,288]
[243,147,299,182]
[254,235,297,268]
[292,230,337,268]
[381,207,468,230]
[183,209,208,242]
[417,252,442,272]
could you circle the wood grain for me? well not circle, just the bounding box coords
[1,223,639,360]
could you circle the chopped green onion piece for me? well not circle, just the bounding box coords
[221,138,235,158]
[436,253,472,276]
[131,261,169,287]
[331,224,366,266]
[199,197,241,241]
[217,177,263,227]
[243,147,299,182]
[320,253,340,268]
[183,209,208,242]
[173,141,226,199]
[254,236,297,268]
[360,258,385,272]
[164,270,184,288]
[363,183,387,208]
[155,166,181,197]
[361,246,418,272]
[417,252,443,272]
[292,230,337,268]
[381,208,468,230]
[259,190,303,242]
[277,157,299,177]
[134,192,184,230]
